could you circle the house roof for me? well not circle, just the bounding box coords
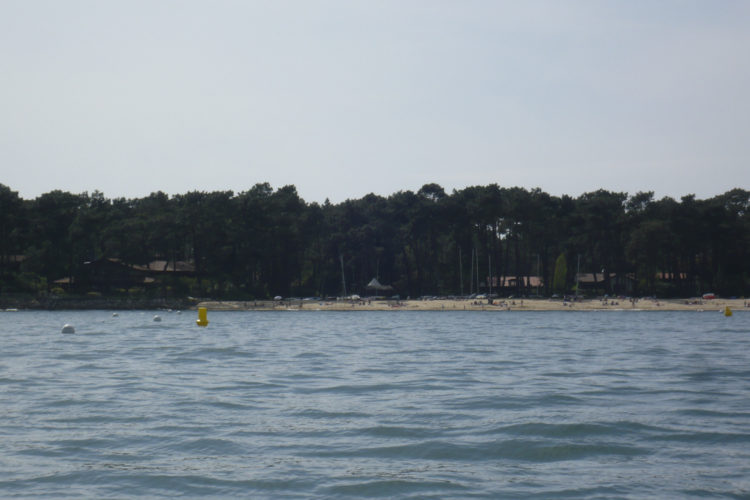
[575,272,635,283]
[488,276,543,287]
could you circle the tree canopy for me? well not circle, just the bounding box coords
[1,183,748,299]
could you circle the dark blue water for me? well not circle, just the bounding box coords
[1,310,749,499]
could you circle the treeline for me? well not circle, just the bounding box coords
[1,182,748,298]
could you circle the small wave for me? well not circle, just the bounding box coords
[684,368,750,381]
[46,398,94,408]
[325,478,468,497]
[447,393,583,411]
[539,371,585,378]
[56,352,101,361]
[201,400,260,411]
[234,380,286,390]
[72,362,107,371]
[206,381,284,393]
[137,474,318,496]
[189,347,257,358]
[161,356,210,365]
[0,377,28,384]
[45,414,144,424]
[0,470,106,488]
[4,472,317,498]
[513,485,629,499]
[358,425,443,439]
[483,421,660,439]
[47,437,122,458]
[680,487,750,499]
[297,383,404,395]
[293,408,370,419]
[15,446,67,458]
[675,408,750,418]
[308,438,649,462]
[162,437,246,455]
[294,351,330,359]
[652,430,750,444]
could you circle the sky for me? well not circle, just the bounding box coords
[1,0,749,203]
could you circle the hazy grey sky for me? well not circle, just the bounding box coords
[2,1,749,203]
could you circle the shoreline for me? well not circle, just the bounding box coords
[196,297,749,313]
[0,297,193,311]
[1,297,746,313]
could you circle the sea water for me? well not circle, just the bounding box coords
[1,310,749,499]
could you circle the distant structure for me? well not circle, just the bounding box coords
[366,278,393,296]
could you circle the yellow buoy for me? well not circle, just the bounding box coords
[724,306,732,317]
[196,307,209,327]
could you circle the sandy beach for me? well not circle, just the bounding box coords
[197,297,749,313]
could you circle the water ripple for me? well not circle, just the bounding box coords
[2,310,749,498]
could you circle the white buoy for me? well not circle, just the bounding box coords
[61,324,75,334]
[153,315,162,322]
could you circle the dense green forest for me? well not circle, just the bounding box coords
[1,183,748,299]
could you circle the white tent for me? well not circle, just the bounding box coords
[366,278,393,292]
